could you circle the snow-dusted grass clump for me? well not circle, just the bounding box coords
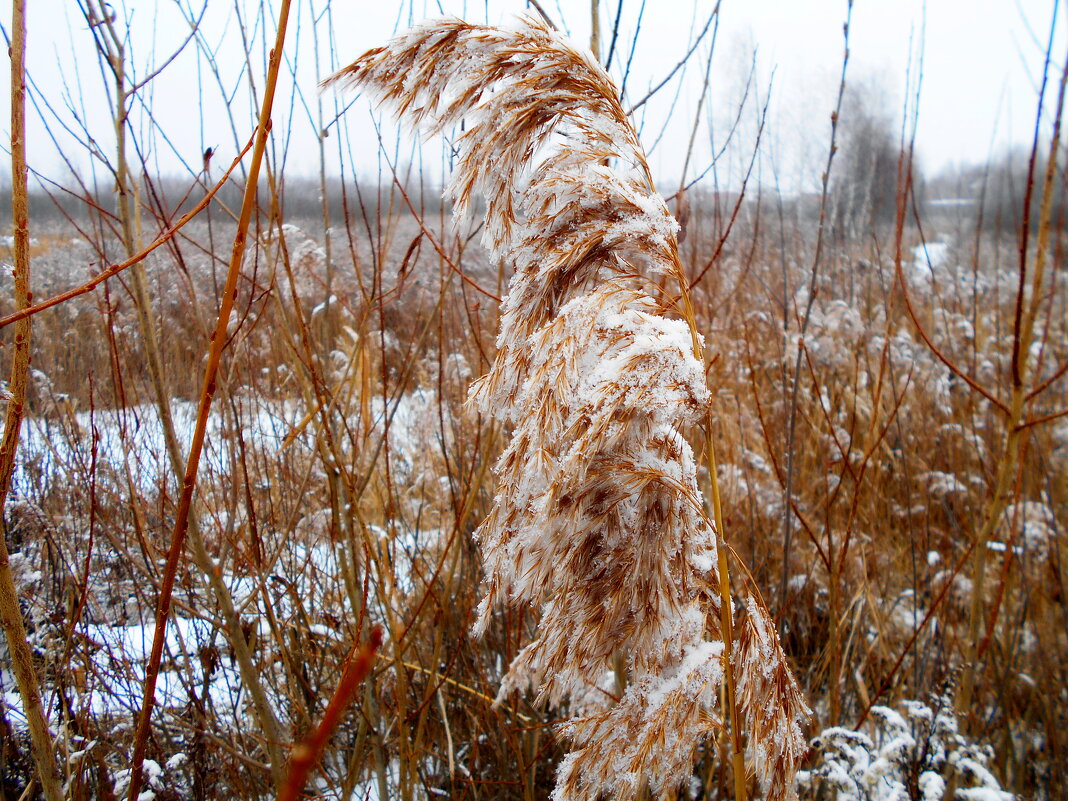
[798,695,1013,801]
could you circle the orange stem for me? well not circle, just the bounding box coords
[278,626,384,801]
[125,3,292,798]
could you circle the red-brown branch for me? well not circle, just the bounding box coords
[278,626,384,801]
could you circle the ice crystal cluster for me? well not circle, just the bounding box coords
[326,16,808,800]
[798,698,1014,801]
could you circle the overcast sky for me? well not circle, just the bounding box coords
[0,0,1061,193]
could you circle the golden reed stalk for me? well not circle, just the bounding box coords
[0,2,63,799]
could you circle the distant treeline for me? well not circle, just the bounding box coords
[0,173,465,228]
[0,149,1062,238]
[925,148,1068,235]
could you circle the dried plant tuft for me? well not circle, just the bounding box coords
[327,16,809,800]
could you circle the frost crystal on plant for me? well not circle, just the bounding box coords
[327,16,809,800]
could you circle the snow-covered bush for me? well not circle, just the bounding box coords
[798,696,1013,801]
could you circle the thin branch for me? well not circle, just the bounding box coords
[279,626,384,801]
[129,0,209,92]
[779,0,854,610]
[0,3,63,798]
[625,4,717,115]
[0,133,255,330]
[525,0,559,31]
[1019,406,1068,430]
[125,3,293,798]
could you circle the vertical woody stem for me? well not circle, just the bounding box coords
[675,263,747,801]
[0,3,64,800]
[590,0,601,61]
[125,2,293,798]
[958,39,1068,721]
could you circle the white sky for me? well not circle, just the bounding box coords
[0,0,1062,194]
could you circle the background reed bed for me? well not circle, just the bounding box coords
[0,1,1064,800]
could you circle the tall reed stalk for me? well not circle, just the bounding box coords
[0,4,63,799]
[82,4,291,784]
[956,30,1068,722]
[888,16,1068,731]
[327,17,809,800]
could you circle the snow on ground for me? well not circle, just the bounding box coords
[3,389,452,738]
[13,387,448,499]
[13,397,304,497]
[912,241,949,275]
[0,531,435,734]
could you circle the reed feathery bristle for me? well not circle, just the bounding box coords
[328,15,809,799]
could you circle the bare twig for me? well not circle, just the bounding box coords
[779,0,854,631]
[0,134,255,331]
[957,17,1068,721]
[625,5,718,115]
[279,626,384,801]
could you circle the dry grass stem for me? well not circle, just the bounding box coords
[0,3,63,799]
[125,4,293,799]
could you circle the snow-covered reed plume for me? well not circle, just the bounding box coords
[326,17,808,800]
